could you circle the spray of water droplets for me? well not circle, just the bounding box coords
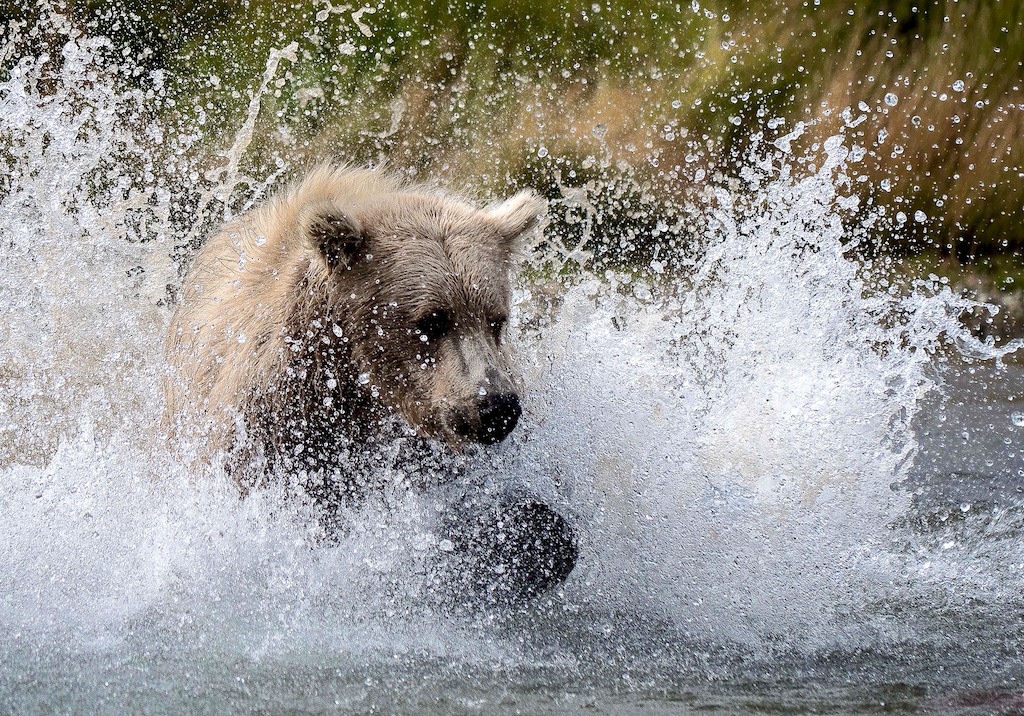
[1,19,1022,700]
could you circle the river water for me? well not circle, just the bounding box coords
[2,21,1024,716]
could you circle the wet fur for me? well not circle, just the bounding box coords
[164,165,545,493]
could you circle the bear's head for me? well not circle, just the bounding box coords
[298,190,545,447]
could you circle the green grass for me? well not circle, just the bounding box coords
[3,0,1023,281]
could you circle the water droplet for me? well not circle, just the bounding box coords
[952,79,965,91]
[357,373,370,385]
[884,93,898,106]
[536,145,548,158]
[477,387,488,396]
[914,210,927,223]
[332,324,343,337]
[1011,411,1024,427]
[959,503,971,513]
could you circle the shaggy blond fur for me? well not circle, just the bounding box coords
[165,165,545,492]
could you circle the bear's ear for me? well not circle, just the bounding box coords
[299,201,365,272]
[483,191,547,248]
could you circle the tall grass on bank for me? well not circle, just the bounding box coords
[3,0,1023,279]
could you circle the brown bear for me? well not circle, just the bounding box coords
[164,165,544,491]
[164,165,578,602]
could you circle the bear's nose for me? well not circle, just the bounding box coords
[476,393,522,444]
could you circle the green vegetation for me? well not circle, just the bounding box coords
[3,0,1023,278]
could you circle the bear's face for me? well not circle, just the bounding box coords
[300,191,545,446]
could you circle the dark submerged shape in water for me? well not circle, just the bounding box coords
[310,438,580,604]
[437,489,579,605]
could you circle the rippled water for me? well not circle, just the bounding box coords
[2,20,1024,716]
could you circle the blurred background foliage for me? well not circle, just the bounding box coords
[2,0,1023,288]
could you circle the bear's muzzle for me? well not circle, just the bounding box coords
[475,392,522,444]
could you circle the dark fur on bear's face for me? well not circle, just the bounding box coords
[302,194,536,447]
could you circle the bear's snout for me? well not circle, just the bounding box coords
[473,392,522,444]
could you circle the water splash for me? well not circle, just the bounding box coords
[0,30,177,466]
[508,140,931,648]
[2,15,1023,713]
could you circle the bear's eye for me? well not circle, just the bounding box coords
[415,310,450,343]
[489,317,507,342]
